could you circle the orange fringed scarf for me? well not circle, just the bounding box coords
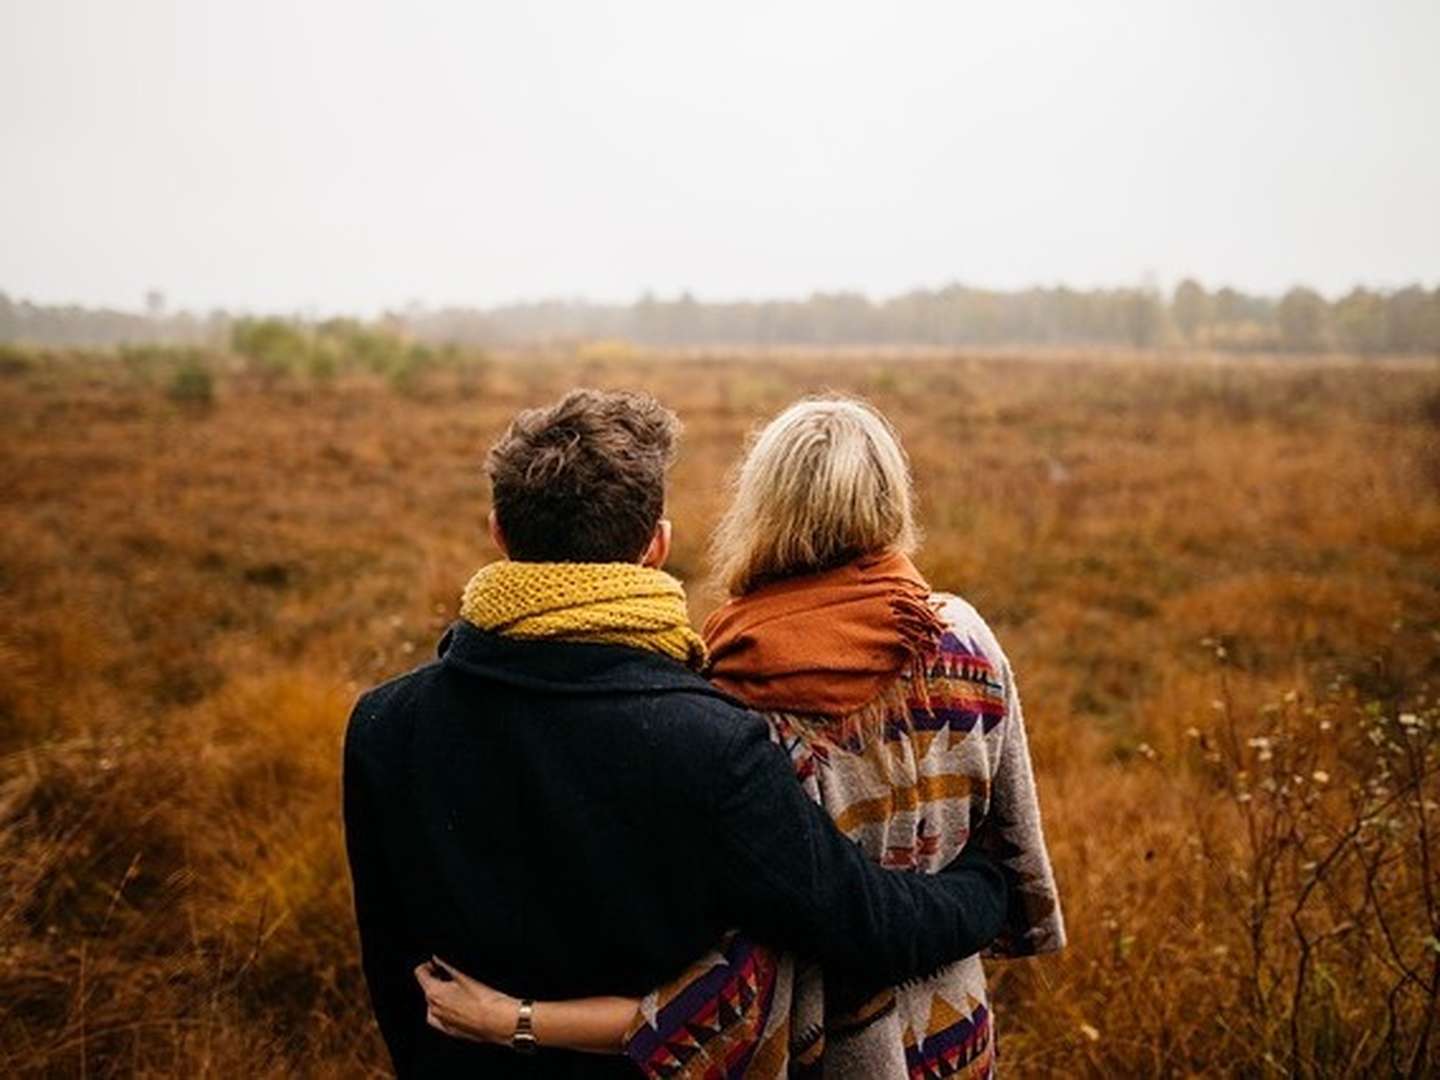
[702,549,947,717]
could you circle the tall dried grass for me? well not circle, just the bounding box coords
[2,350,1437,1077]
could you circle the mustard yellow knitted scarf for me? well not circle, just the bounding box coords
[459,561,708,671]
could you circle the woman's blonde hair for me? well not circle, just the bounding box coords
[710,396,919,596]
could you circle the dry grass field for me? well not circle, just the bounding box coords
[2,348,1439,1077]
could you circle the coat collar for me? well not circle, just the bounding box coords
[438,620,744,703]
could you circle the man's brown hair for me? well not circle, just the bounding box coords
[485,389,680,563]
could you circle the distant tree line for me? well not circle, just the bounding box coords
[3,280,1438,354]
[0,293,227,349]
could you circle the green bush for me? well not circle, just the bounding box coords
[166,359,215,409]
[231,319,309,380]
[119,344,207,384]
[306,339,340,383]
[385,345,435,396]
[0,342,33,375]
[353,330,405,374]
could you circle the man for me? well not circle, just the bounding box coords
[343,389,1008,1077]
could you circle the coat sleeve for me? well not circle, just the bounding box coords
[703,713,1009,990]
[973,652,1068,958]
[343,698,425,1075]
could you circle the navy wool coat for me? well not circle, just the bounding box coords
[343,620,1007,1078]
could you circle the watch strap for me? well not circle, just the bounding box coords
[512,998,537,1054]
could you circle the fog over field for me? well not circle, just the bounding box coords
[2,0,1438,315]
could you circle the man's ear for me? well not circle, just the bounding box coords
[640,519,672,569]
[488,511,510,558]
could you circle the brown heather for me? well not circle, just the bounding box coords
[2,348,1438,1077]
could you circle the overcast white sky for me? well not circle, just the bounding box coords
[2,0,1436,314]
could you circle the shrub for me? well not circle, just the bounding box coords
[119,344,209,385]
[166,358,215,408]
[385,344,434,396]
[231,319,309,381]
[0,342,33,375]
[306,339,340,383]
[1189,646,1440,1076]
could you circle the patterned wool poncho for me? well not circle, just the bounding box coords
[622,594,1067,1080]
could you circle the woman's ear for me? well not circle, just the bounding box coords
[488,511,510,558]
[640,519,672,569]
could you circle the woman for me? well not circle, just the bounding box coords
[415,397,1065,1077]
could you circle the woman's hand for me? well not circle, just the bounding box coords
[415,956,643,1055]
[413,956,520,1045]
